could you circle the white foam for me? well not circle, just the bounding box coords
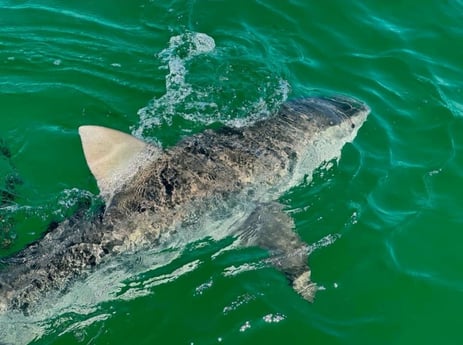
[54,188,98,218]
[132,31,290,138]
[262,313,286,323]
[239,320,251,332]
[222,293,256,315]
[194,278,214,296]
[133,32,216,137]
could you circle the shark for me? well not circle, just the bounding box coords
[0,95,369,315]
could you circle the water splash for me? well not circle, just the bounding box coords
[223,293,256,315]
[194,277,214,296]
[133,31,216,137]
[262,313,286,323]
[132,31,290,139]
[223,233,341,278]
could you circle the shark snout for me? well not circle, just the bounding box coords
[321,96,369,118]
[282,95,370,130]
[313,96,370,129]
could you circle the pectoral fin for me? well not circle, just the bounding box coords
[79,126,162,203]
[238,202,317,301]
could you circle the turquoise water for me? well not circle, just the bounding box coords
[1,1,462,344]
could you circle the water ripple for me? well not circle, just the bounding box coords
[1,4,142,31]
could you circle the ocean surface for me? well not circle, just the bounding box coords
[0,1,462,344]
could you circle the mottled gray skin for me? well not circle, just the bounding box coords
[0,96,369,314]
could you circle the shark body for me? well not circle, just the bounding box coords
[0,96,369,314]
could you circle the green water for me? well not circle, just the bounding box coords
[1,0,462,344]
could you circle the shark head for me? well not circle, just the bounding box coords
[255,95,370,193]
[279,95,370,140]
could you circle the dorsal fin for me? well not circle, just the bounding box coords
[78,125,161,202]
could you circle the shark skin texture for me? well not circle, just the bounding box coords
[0,96,369,314]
